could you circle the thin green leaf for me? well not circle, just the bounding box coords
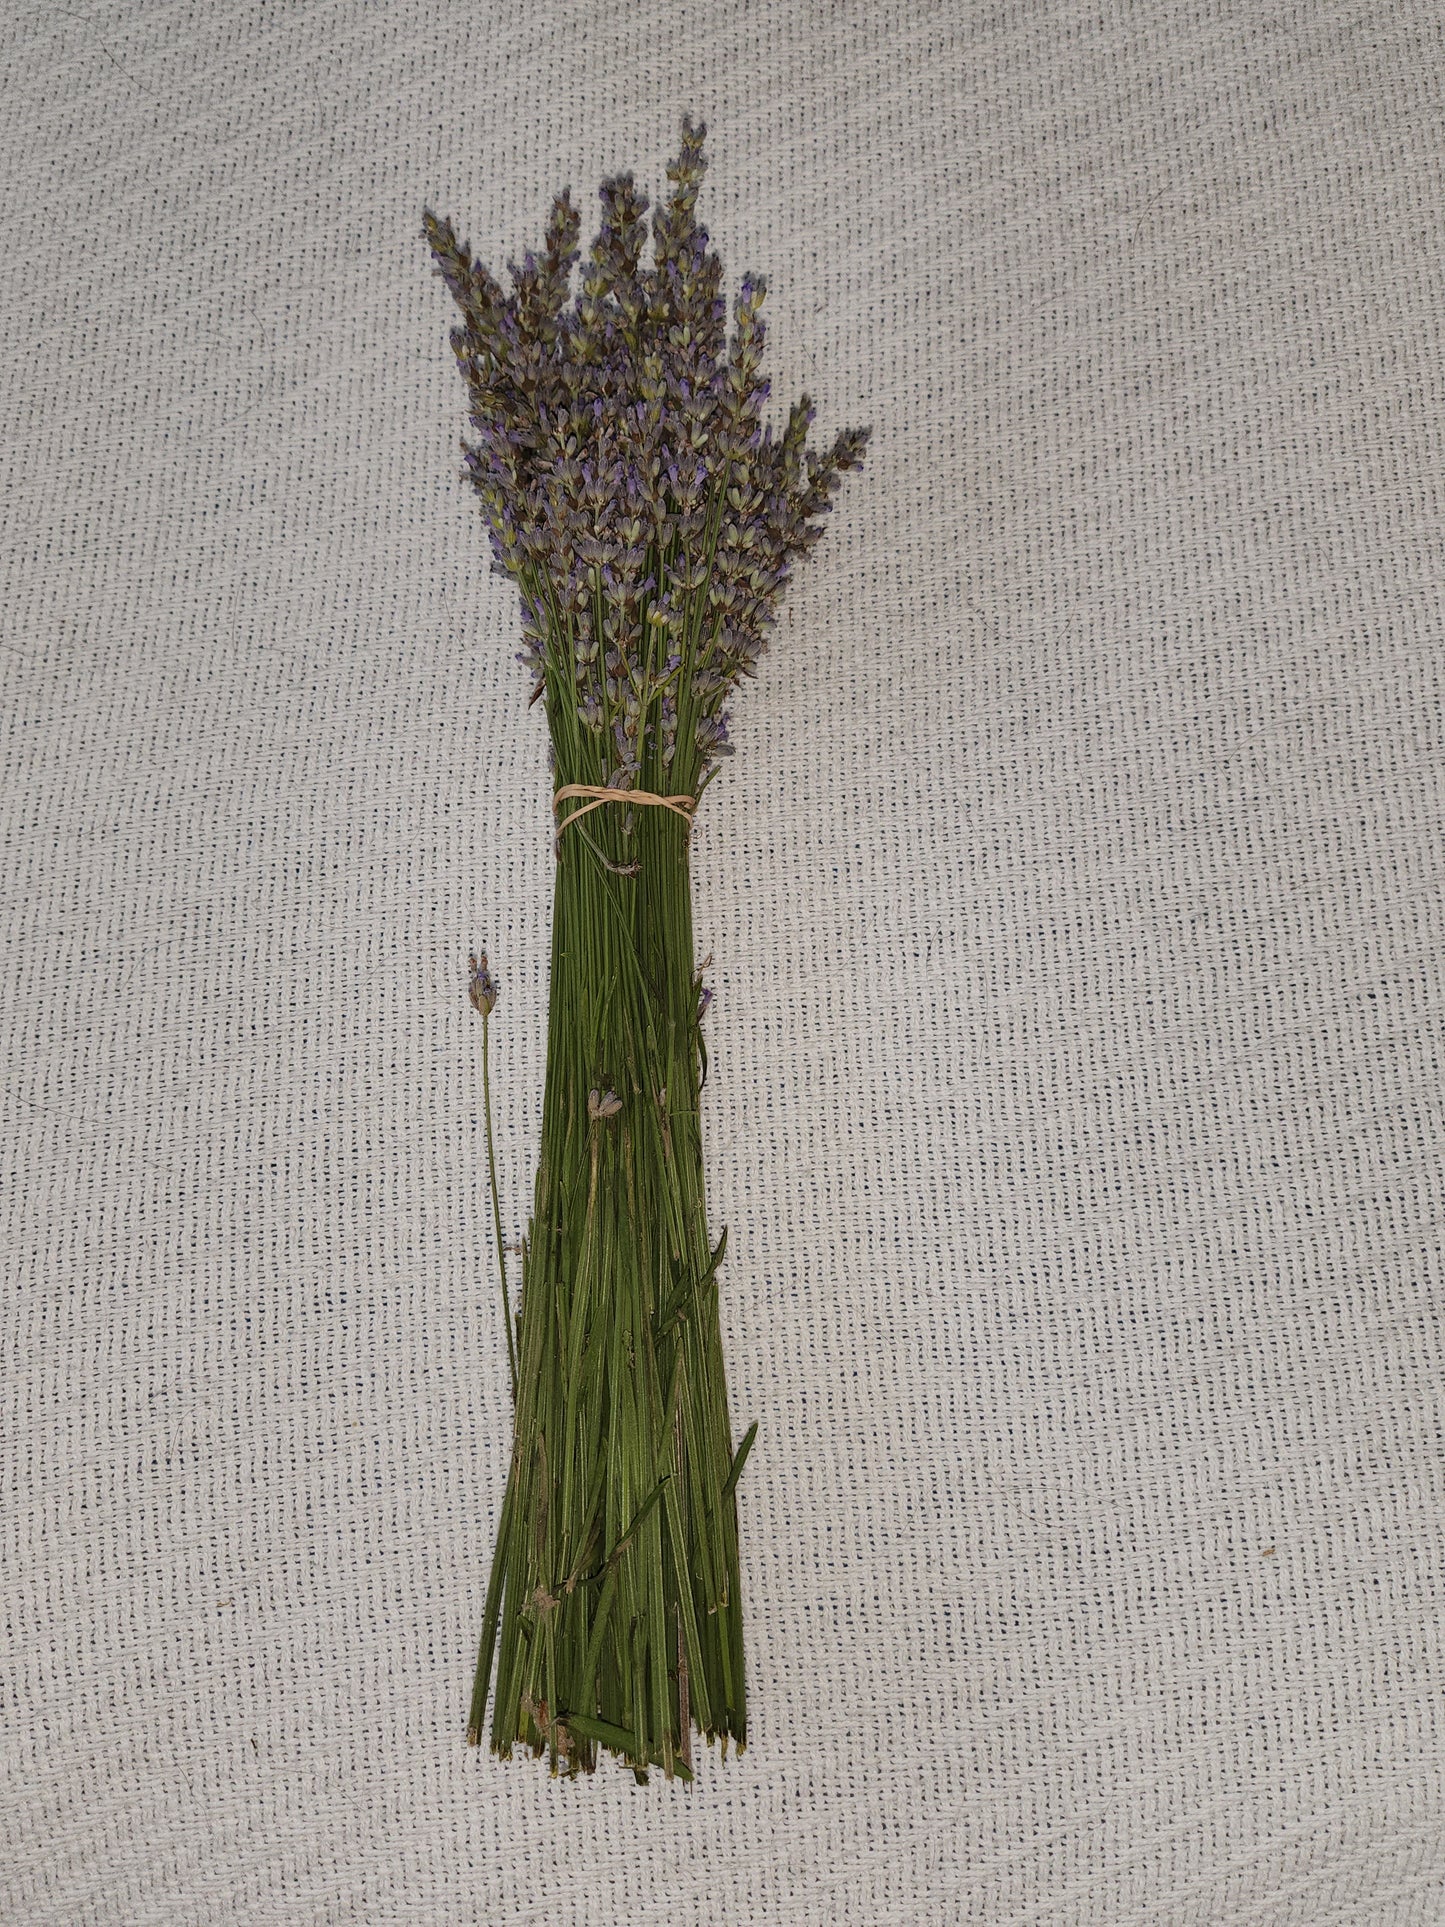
[654,1226,728,1338]
[563,1712,642,1756]
[579,1473,672,1589]
[720,1420,758,1503]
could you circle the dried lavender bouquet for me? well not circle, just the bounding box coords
[424,113,868,1781]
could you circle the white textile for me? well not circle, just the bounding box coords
[4,2,1444,1921]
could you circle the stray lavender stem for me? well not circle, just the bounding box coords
[482,1011,518,1403]
[470,950,518,1402]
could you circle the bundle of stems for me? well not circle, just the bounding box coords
[425,113,868,1781]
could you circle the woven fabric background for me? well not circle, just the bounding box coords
[5,2,1445,1921]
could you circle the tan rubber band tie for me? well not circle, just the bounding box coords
[552,783,697,847]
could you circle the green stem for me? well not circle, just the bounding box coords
[482,1011,518,1402]
[471,798,749,1777]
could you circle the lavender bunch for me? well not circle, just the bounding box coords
[426,113,868,1781]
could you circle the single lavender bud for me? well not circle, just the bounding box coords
[695,711,733,761]
[468,949,499,1017]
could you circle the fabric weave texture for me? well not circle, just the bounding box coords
[4,2,1444,1922]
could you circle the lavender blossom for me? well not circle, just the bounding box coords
[423,112,869,801]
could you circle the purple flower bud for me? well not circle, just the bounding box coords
[468,950,499,1017]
